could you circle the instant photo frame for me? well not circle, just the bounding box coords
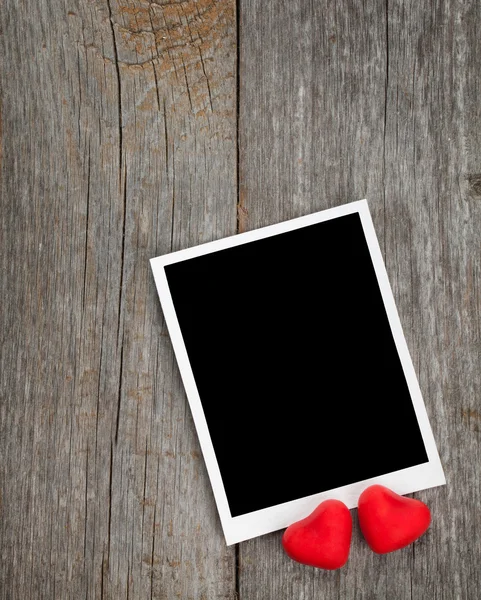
[150,199,445,545]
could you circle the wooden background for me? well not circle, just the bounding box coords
[1,0,480,598]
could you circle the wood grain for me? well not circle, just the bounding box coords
[238,0,481,599]
[1,0,480,598]
[0,0,237,598]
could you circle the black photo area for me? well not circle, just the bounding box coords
[165,213,428,517]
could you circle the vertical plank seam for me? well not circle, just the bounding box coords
[411,542,415,599]
[235,0,241,235]
[150,504,156,600]
[235,0,241,597]
[84,447,89,560]
[383,0,390,259]
[170,138,176,252]
[101,550,105,600]
[235,543,240,599]
[141,438,149,584]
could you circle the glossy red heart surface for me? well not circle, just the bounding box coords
[282,499,352,569]
[357,485,431,554]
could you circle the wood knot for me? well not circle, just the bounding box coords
[462,408,480,433]
[110,0,231,65]
[466,174,481,198]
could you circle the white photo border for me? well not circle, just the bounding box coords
[150,199,446,545]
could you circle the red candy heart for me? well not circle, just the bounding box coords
[282,499,352,569]
[357,485,431,554]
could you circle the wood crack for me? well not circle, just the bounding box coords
[150,504,156,599]
[115,167,127,445]
[163,99,169,179]
[107,441,114,559]
[199,48,214,112]
[115,332,125,444]
[106,0,123,176]
[180,55,193,112]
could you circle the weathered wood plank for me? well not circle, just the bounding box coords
[2,0,480,597]
[385,2,481,599]
[239,0,480,599]
[0,0,237,598]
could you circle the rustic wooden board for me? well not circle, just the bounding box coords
[1,0,480,598]
[0,0,237,598]
[238,0,481,599]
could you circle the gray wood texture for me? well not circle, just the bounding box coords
[0,0,237,598]
[239,1,481,599]
[1,0,480,598]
